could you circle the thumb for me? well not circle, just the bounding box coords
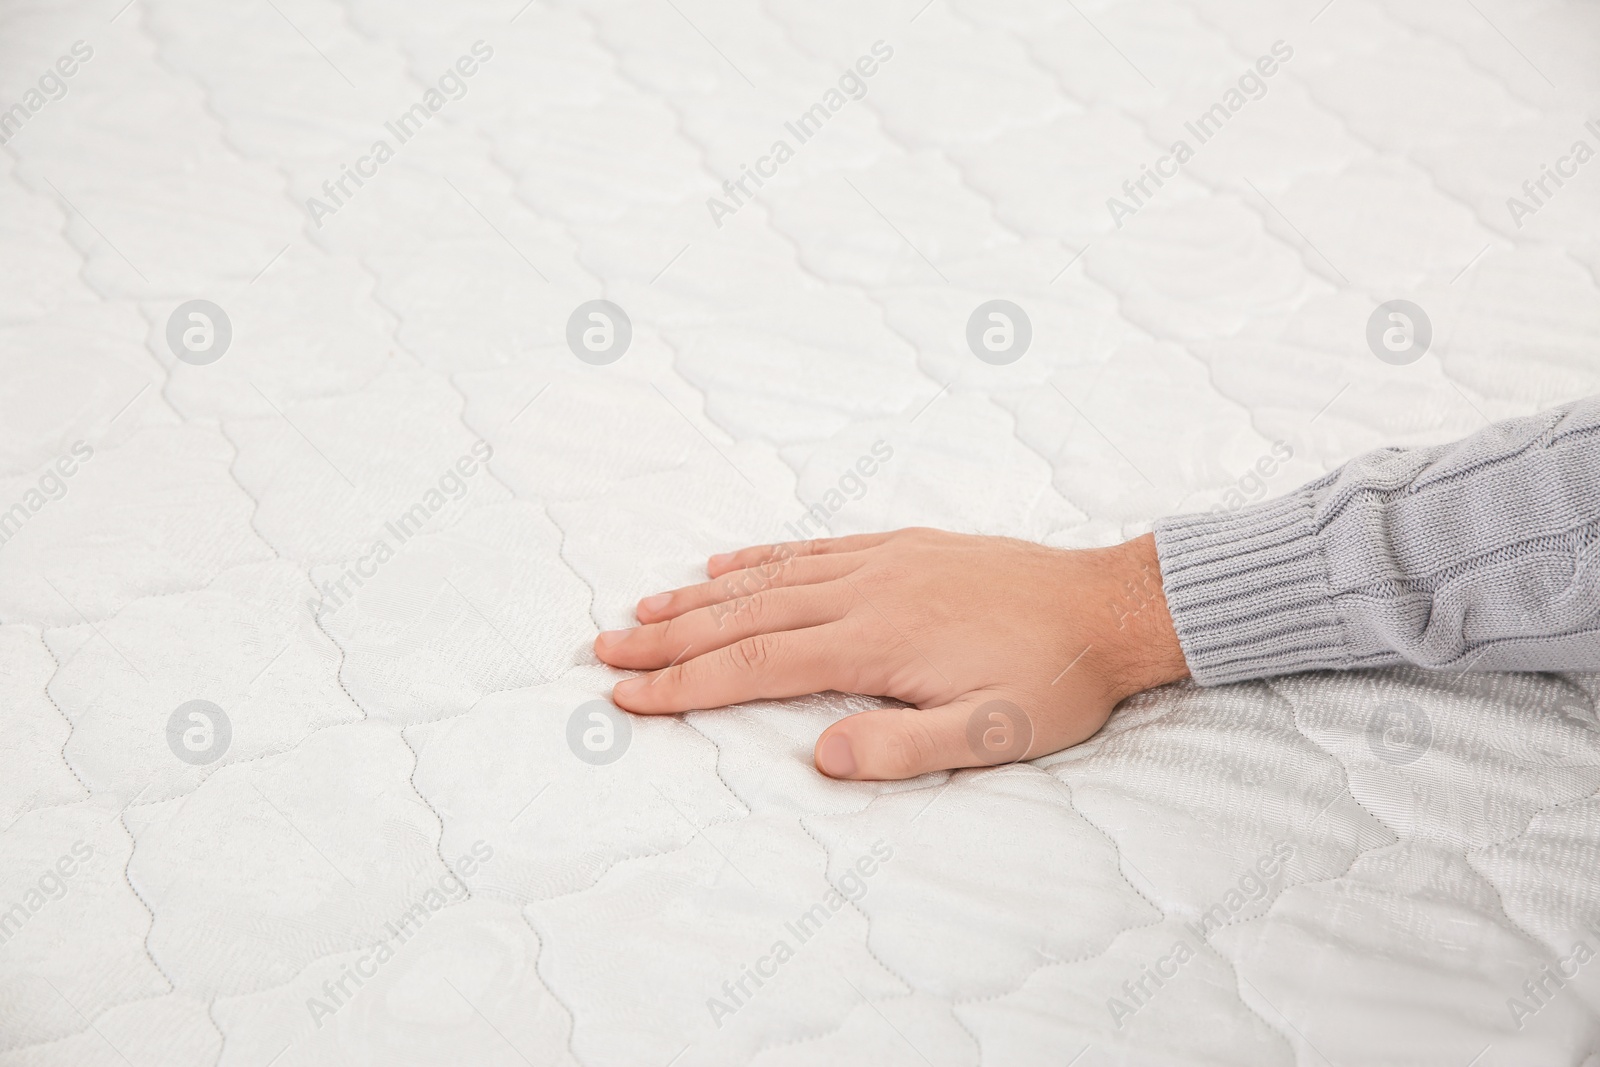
[813,694,1037,781]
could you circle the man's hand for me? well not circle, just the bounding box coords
[593,528,1190,780]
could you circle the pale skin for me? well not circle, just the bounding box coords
[593,528,1191,781]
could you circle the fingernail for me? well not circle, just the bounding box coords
[614,676,646,700]
[707,552,734,571]
[638,593,672,615]
[817,734,856,778]
[596,629,630,648]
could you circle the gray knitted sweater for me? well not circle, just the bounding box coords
[1153,396,1600,685]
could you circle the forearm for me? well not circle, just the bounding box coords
[1153,397,1600,685]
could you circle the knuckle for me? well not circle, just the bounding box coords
[715,589,763,630]
[742,589,776,628]
[662,655,703,693]
[881,720,939,778]
[729,632,777,673]
[720,562,782,607]
[722,570,759,599]
[654,616,685,652]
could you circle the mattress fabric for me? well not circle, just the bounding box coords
[3,0,1600,1064]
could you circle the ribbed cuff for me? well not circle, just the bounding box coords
[1153,489,1355,685]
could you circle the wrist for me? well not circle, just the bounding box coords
[1097,533,1190,700]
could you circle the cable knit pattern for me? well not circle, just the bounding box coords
[1155,396,1600,685]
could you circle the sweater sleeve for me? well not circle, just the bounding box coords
[1153,396,1600,685]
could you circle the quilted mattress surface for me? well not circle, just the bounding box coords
[4,0,1600,1064]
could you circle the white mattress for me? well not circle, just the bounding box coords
[4,0,1600,1063]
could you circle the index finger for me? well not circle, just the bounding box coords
[708,532,895,578]
[611,623,848,713]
